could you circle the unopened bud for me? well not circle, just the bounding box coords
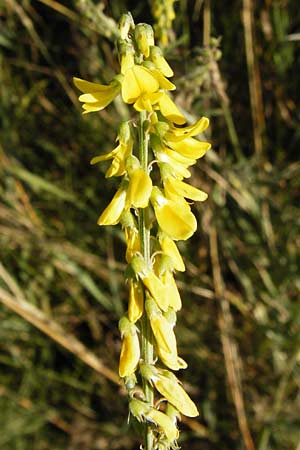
[134,23,154,58]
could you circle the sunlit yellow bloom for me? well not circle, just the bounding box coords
[125,168,153,209]
[133,91,164,113]
[73,77,121,114]
[167,136,211,159]
[128,279,144,323]
[161,270,181,311]
[166,116,210,142]
[157,92,186,124]
[131,255,169,311]
[91,122,133,178]
[145,295,185,369]
[145,408,179,443]
[121,65,160,104]
[151,187,197,241]
[159,234,185,272]
[118,316,140,378]
[98,184,127,226]
[129,397,179,443]
[150,46,174,78]
[141,365,199,417]
[163,177,208,202]
[124,226,140,263]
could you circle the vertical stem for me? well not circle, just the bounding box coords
[138,110,154,450]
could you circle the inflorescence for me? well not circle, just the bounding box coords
[74,12,210,450]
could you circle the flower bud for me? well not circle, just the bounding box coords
[118,12,135,40]
[134,23,154,58]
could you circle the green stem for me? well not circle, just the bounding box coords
[138,110,154,450]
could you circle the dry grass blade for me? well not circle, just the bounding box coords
[207,209,255,450]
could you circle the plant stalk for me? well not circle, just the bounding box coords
[138,110,154,450]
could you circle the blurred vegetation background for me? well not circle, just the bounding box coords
[1,1,300,449]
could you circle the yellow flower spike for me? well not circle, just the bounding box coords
[159,234,185,272]
[150,46,174,78]
[97,184,127,226]
[118,316,140,378]
[131,255,169,311]
[134,23,154,58]
[73,77,121,114]
[128,279,144,323]
[148,367,199,417]
[150,187,197,241]
[145,408,179,443]
[122,65,159,104]
[125,168,153,209]
[163,177,208,202]
[157,92,186,125]
[166,116,210,142]
[167,136,211,159]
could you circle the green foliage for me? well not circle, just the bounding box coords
[1,1,300,449]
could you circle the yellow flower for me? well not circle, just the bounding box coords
[91,121,133,178]
[145,408,179,443]
[163,177,208,202]
[128,279,144,323]
[161,270,181,311]
[118,316,140,378]
[166,116,210,142]
[145,295,186,370]
[124,226,140,263]
[98,184,127,226]
[158,234,185,272]
[150,187,197,241]
[167,136,210,159]
[73,77,121,114]
[141,364,199,417]
[157,92,186,125]
[121,65,160,104]
[131,255,169,311]
[125,167,153,209]
[150,46,174,78]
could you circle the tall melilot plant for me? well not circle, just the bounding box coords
[74,12,210,450]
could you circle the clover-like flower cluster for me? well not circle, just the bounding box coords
[74,12,210,450]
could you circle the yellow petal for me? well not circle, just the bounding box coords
[167,116,210,141]
[97,187,126,226]
[90,147,119,165]
[164,178,208,202]
[145,409,179,442]
[122,65,159,104]
[125,227,140,263]
[128,280,144,323]
[161,271,182,311]
[73,77,109,93]
[168,137,211,159]
[157,93,186,125]
[133,92,163,112]
[151,189,197,241]
[125,169,153,209]
[151,68,176,90]
[153,373,199,417]
[159,235,185,272]
[119,330,140,378]
[143,272,169,311]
